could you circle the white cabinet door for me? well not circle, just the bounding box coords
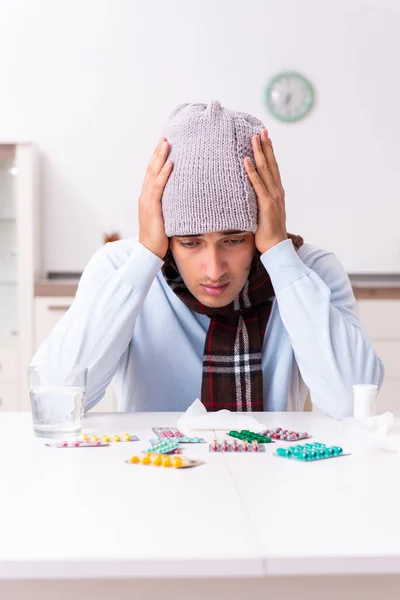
[34,297,117,412]
[34,296,73,349]
[357,299,400,415]
[376,380,400,415]
[357,300,400,340]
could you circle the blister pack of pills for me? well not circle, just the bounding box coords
[228,430,272,443]
[126,453,204,469]
[46,440,109,448]
[274,442,348,461]
[146,438,181,454]
[152,427,205,443]
[81,433,139,443]
[262,427,309,441]
[209,439,265,453]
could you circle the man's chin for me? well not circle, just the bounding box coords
[194,291,236,309]
[201,298,231,308]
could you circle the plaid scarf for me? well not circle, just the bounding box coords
[163,235,303,412]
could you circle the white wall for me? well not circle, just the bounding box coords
[0,0,400,273]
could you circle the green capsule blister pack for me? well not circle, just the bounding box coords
[274,442,349,462]
[228,430,273,444]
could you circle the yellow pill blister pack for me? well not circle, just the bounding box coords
[125,453,204,469]
[81,433,139,443]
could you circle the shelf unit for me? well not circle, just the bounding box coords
[0,144,40,410]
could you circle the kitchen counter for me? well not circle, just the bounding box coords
[1,411,400,599]
[34,276,81,297]
[349,274,400,299]
[35,274,400,299]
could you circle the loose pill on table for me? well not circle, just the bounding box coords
[129,455,140,463]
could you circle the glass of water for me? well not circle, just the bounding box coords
[28,365,87,438]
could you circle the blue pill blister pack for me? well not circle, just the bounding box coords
[274,442,350,462]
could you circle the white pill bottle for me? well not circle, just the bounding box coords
[352,384,378,420]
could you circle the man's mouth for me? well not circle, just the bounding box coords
[200,283,230,296]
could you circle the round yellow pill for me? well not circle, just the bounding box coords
[129,455,140,463]
[113,435,121,442]
[101,435,110,443]
[90,435,99,442]
[141,455,151,465]
[153,455,162,466]
[173,457,183,468]
[81,434,89,441]
[123,434,131,442]
[162,456,172,467]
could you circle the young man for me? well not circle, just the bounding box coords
[32,101,383,418]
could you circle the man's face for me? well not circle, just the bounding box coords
[170,230,256,308]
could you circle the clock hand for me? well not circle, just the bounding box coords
[284,92,292,105]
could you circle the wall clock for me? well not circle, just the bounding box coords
[265,72,314,122]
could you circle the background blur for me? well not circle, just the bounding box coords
[1,0,399,273]
[2,0,400,412]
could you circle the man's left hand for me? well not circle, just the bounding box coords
[244,128,288,255]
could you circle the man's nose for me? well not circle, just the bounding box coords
[202,248,227,282]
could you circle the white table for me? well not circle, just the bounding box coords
[1,411,400,600]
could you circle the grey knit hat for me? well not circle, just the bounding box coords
[161,101,265,237]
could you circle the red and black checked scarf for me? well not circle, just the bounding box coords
[163,234,303,412]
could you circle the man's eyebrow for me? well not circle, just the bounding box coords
[174,230,247,238]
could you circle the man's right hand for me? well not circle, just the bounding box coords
[138,137,173,259]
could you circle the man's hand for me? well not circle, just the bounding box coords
[244,129,288,255]
[139,137,173,259]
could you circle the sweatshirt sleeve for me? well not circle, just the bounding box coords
[261,239,385,419]
[31,240,163,410]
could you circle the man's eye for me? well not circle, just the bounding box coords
[180,241,199,248]
[226,238,245,245]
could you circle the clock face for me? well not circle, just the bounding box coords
[265,72,314,122]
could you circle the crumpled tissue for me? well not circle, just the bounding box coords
[341,411,400,452]
[177,398,266,434]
